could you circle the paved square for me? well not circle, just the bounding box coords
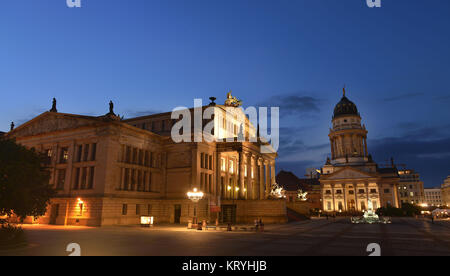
[1,218,449,256]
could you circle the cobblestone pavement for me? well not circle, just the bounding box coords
[1,218,449,256]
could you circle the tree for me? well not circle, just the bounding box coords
[0,139,55,220]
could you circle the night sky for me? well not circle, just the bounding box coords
[1,0,449,187]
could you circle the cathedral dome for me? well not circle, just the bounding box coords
[333,88,359,119]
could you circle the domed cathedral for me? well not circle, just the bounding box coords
[319,88,400,213]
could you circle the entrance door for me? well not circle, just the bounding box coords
[348,200,356,211]
[221,205,236,224]
[174,204,181,224]
[49,204,59,225]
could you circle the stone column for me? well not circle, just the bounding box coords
[343,184,347,211]
[265,161,270,199]
[258,158,265,200]
[215,151,221,199]
[238,151,245,199]
[246,153,253,200]
[191,148,198,189]
[365,183,369,211]
[270,161,276,189]
[331,184,336,212]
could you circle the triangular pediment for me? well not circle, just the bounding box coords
[322,167,376,180]
[9,112,102,137]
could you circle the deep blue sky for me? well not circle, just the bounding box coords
[1,0,449,187]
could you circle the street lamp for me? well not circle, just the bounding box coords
[187,188,204,229]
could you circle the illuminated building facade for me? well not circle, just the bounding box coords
[424,188,443,207]
[5,94,284,226]
[442,176,450,207]
[320,89,400,212]
[397,169,425,206]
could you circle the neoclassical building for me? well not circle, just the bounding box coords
[5,93,285,226]
[320,89,400,213]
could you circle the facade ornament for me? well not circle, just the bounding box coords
[10,122,14,131]
[209,97,217,106]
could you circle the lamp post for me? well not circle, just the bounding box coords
[187,188,204,229]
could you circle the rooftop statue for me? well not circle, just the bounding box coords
[224,90,242,107]
[50,98,58,113]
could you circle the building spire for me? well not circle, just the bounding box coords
[343,85,346,97]
[10,122,14,131]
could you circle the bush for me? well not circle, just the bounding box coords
[376,203,421,217]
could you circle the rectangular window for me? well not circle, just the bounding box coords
[370,189,377,194]
[137,170,143,191]
[201,153,204,168]
[83,144,90,162]
[131,169,136,190]
[139,150,144,165]
[124,168,130,190]
[132,148,138,164]
[144,151,149,167]
[384,189,390,194]
[221,158,226,171]
[56,169,66,190]
[209,155,212,170]
[80,167,87,189]
[60,147,69,164]
[358,189,365,194]
[126,146,131,163]
[76,145,82,162]
[327,202,332,211]
[336,190,342,194]
[325,190,331,195]
[229,160,234,174]
[91,143,97,161]
[88,167,95,189]
[136,204,141,215]
[45,149,53,165]
[74,168,80,190]
[122,204,128,215]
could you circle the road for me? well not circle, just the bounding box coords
[1,218,449,256]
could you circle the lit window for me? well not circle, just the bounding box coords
[221,158,226,172]
[229,160,234,174]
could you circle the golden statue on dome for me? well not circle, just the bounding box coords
[224,90,242,107]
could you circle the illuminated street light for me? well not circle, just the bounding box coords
[187,188,204,229]
[187,188,204,202]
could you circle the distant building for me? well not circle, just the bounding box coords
[397,169,425,206]
[320,89,400,213]
[424,188,443,207]
[441,176,450,207]
[276,170,321,209]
